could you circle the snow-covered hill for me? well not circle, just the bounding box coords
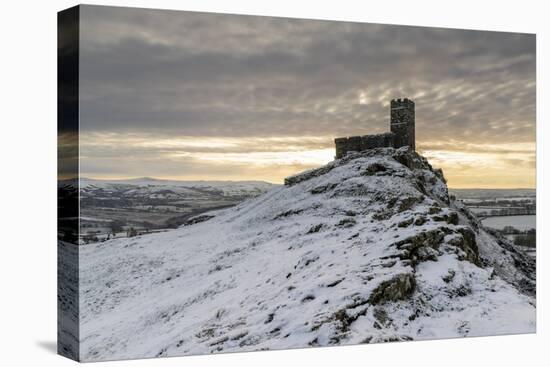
[71,147,535,361]
[79,177,275,197]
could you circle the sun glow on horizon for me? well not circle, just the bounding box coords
[173,149,335,167]
[420,142,535,189]
[80,133,535,188]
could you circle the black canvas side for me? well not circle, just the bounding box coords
[57,5,80,361]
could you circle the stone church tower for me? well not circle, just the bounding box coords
[390,98,415,150]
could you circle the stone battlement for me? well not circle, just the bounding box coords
[335,98,415,159]
[390,98,414,108]
[335,133,395,160]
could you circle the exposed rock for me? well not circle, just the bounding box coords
[442,270,456,283]
[284,164,336,186]
[185,214,215,226]
[337,218,357,228]
[414,216,428,226]
[394,229,445,251]
[310,183,337,194]
[392,148,427,171]
[274,209,303,219]
[454,227,480,265]
[397,196,423,212]
[428,206,442,214]
[416,246,439,261]
[433,168,446,183]
[306,224,323,234]
[368,273,416,305]
[432,211,459,225]
[398,218,414,228]
[362,163,388,176]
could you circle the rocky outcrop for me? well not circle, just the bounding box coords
[368,274,416,305]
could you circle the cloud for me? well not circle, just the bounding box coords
[76,5,536,187]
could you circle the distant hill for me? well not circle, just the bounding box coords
[450,188,535,200]
[79,177,276,196]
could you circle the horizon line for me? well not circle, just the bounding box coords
[59,176,536,190]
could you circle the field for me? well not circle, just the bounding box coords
[482,215,536,231]
[451,188,536,256]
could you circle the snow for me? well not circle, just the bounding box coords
[79,177,276,196]
[72,148,535,361]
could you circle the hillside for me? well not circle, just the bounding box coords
[59,178,275,242]
[72,147,535,361]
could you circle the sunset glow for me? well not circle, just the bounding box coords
[80,133,535,187]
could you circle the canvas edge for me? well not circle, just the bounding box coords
[57,4,81,362]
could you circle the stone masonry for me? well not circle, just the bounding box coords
[335,98,415,159]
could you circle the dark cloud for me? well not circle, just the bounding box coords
[77,5,535,185]
[79,5,535,143]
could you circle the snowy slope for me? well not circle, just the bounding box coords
[76,147,535,361]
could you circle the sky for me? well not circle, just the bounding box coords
[78,5,536,188]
